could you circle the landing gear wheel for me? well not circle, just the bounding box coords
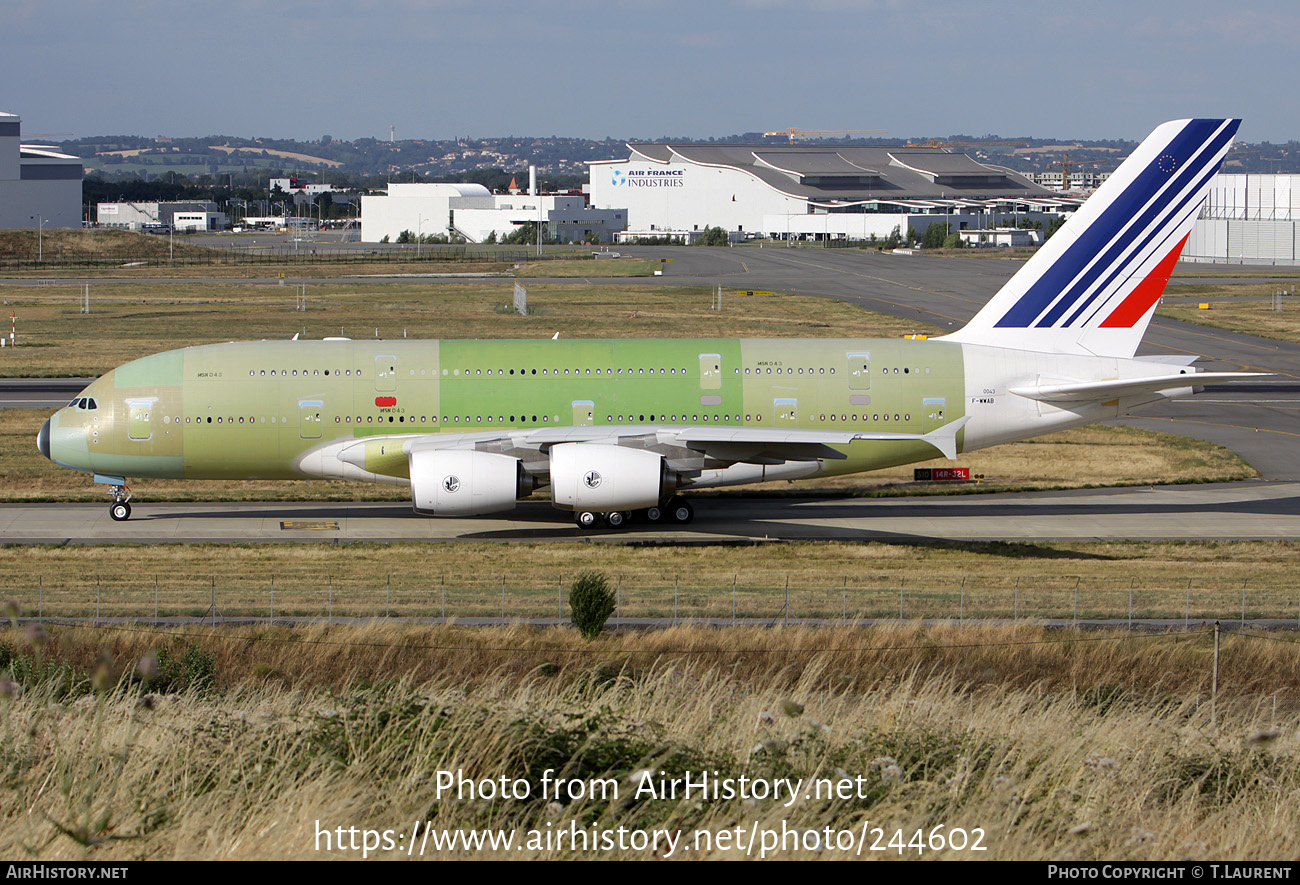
[668,496,694,525]
[109,502,132,522]
[644,505,665,524]
[575,510,602,530]
[605,510,631,529]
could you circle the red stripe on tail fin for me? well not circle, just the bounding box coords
[1098,234,1188,328]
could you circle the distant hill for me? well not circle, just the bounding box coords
[56,131,1300,184]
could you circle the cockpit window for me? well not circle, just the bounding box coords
[70,397,97,411]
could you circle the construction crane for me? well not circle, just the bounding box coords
[763,128,887,144]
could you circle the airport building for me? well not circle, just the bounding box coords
[1186,174,1300,265]
[0,112,83,229]
[588,143,1077,242]
[360,181,625,244]
[96,201,229,232]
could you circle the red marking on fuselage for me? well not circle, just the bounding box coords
[375,396,397,407]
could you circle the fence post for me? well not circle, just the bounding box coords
[1073,577,1079,627]
[674,577,679,624]
[441,575,446,621]
[271,575,275,620]
[784,576,789,627]
[1013,577,1018,621]
[1212,621,1220,731]
[899,577,904,621]
[1128,577,1134,627]
[96,577,100,627]
[617,576,621,621]
[328,575,333,620]
[960,576,965,623]
[733,576,737,624]
[501,576,506,623]
[38,576,42,620]
[1241,579,1247,628]
[155,574,159,621]
[558,578,562,621]
[1185,579,1191,629]
[386,575,391,618]
[842,576,847,624]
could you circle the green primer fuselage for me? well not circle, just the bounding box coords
[52,337,967,487]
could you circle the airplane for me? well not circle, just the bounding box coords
[38,118,1261,530]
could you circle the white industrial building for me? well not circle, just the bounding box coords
[588,143,1077,243]
[1186,174,1300,265]
[361,181,625,244]
[0,112,83,229]
[96,201,228,231]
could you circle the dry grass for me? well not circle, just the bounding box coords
[2,622,1298,860]
[4,539,1298,622]
[0,281,925,377]
[1160,285,1300,345]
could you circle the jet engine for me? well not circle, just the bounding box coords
[410,449,532,516]
[549,443,670,512]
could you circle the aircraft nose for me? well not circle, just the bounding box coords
[37,417,51,460]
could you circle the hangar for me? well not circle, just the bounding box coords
[0,112,83,229]
[1186,174,1300,265]
[360,180,625,245]
[588,142,1078,242]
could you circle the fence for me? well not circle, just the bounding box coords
[4,573,1298,625]
[0,245,592,271]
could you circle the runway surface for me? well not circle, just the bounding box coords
[7,481,1299,544]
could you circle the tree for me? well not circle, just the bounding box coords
[920,222,949,249]
[569,572,616,640]
[696,225,729,246]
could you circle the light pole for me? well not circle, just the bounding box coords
[417,214,424,258]
[30,216,48,262]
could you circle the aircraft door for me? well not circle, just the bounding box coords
[299,399,323,439]
[846,351,871,390]
[374,354,398,392]
[922,396,947,434]
[774,397,798,427]
[699,353,721,390]
[126,398,155,441]
[572,400,594,426]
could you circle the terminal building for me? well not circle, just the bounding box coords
[1186,174,1300,265]
[587,142,1078,243]
[0,112,83,229]
[360,179,625,244]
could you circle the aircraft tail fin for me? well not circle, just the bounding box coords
[940,118,1240,359]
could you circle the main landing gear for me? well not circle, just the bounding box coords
[107,485,132,521]
[573,496,694,531]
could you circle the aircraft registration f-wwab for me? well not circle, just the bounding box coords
[39,119,1259,529]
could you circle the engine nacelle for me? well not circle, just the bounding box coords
[410,449,529,516]
[549,443,667,512]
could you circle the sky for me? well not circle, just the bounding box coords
[3,0,1296,145]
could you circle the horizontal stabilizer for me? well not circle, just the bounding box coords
[1009,372,1269,403]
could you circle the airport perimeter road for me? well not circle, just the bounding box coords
[6,481,1300,545]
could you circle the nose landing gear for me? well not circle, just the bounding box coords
[107,485,133,521]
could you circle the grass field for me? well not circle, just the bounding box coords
[3,539,1296,622]
[1160,285,1300,345]
[1,621,1298,860]
[0,280,928,377]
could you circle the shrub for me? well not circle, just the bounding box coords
[568,571,616,640]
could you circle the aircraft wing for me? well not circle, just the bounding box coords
[1009,373,1269,403]
[334,415,972,477]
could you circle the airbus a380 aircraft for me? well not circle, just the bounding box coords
[39,119,1260,529]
